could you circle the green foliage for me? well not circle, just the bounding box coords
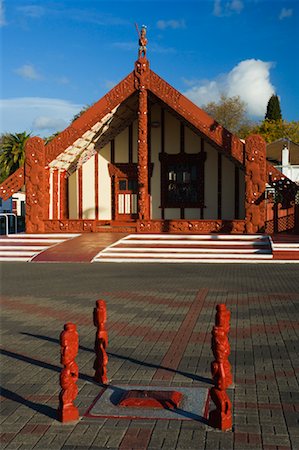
[238,120,299,144]
[265,95,282,121]
[203,94,251,134]
[0,132,31,183]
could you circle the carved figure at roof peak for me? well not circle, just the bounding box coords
[136,24,147,59]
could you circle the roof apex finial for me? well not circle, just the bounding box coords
[135,23,147,60]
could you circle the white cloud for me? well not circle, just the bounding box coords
[156,19,186,30]
[17,5,45,18]
[279,8,293,20]
[14,64,42,80]
[0,97,83,136]
[213,0,244,17]
[183,59,275,117]
[0,0,6,26]
[32,116,68,131]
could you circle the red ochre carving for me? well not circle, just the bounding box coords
[58,323,79,423]
[118,390,183,409]
[137,220,246,234]
[93,300,108,384]
[135,58,150,221]
[245,135,267,234]
[209,304,232,431]
[25,137,48,233]
[209,387,232,431]
[0,167,24,201]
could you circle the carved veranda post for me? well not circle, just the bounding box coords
[25,137,48,233]
[245,135,267,234]
[135,25,150,220]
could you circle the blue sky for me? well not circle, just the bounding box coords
[0,0,298,137]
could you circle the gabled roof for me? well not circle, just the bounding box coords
[46,62,245,171]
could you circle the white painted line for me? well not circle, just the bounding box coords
[125,234,268,240]
[117,239,269,246]
[0,238,66,244]
[105,247,271,254]
[93,258,298,264]
[98,252,273,259]
[273,244,299,249]
[0,257,31,262]
[0,246,49,251]
[6,234,81,238]
[0,251,36,257]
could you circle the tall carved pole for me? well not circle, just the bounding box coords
[58,323,79,423]
[135,25,150,221]
[25,137,48,232]
[209,304,232,431]
[93,300,108,384]
[245,134,267,234]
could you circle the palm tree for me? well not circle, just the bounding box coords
[0,132,31,182]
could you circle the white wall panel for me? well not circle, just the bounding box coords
[98,144,112,220]
[204,143,218,219]
[82,155,95,219]
[68,171,78,219]
[222,156,235,220]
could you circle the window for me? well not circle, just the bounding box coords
[160,153,206,208]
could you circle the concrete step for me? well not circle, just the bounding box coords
[0,234,80,262]
[93,234,273,263]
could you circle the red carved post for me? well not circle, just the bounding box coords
[93,300,108,384]
[209,304,232,431]
[245,134,267,234]
[58,323,79,423]
[135,28,150,221]
[25,137,48,232]
[215,304,233,388]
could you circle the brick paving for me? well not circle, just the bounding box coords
[0,262,298,449]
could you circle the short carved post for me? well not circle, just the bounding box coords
[209,304,232,431]
[58,323,79,423]
[93,300,108,384]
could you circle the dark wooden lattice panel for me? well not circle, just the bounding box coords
[0,167,24,201]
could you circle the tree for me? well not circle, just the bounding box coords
[202,94,251,134]
[238,120,299,144]
[0,132,30,183]
[265,94,282,121]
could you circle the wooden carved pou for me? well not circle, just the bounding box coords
[209,304,233,431]
[93,299,108,384]
[209,387,232,431]
[58,323,79,423]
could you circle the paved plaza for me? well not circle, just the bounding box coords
[0,262,299,449]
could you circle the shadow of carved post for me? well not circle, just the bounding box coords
[93,300,108,384]
[58,323,79,423]
[209,304,232,431]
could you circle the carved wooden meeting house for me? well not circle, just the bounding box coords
[0,28,293,235]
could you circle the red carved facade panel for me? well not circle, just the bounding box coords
[244,135,267,234]
[25,137,48,233]
[137,219,246,234]
[0,167,24,201]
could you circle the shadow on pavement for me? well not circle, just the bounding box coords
[21,332,213,385]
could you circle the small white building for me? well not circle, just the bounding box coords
[267,139,299,184]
